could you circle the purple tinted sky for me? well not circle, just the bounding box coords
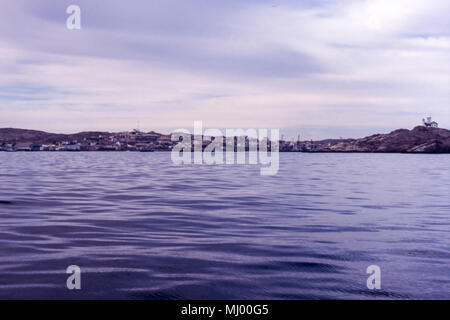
[0,0,449,139]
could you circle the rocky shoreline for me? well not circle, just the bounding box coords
[313,126,450,153]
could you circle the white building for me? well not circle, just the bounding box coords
[423,117,438,128]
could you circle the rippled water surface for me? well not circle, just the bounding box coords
[0,152,449,299]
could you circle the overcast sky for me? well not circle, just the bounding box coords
[0,0,448,139]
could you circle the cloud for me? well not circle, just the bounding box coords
[0,0,448,139]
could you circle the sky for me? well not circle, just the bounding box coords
[0,0,449,139]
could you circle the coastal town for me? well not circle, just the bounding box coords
[0,128,323,152]
[0,118,448,153]
[0,129,173,152]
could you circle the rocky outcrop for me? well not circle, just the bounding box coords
[315,126,450,153]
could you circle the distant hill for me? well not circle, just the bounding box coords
[0,128,51,142]
[315,126,450,153]
[0,128,113,144]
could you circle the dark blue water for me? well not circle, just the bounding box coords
[0,152,449,299]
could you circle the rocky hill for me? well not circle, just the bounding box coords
[315,126,450,153]
[0,128,113,144]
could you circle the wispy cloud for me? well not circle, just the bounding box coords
[0,0,448,138]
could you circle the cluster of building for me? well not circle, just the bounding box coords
[0,130,174,152]
[279,135,318,152]
[0,129,327,152]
